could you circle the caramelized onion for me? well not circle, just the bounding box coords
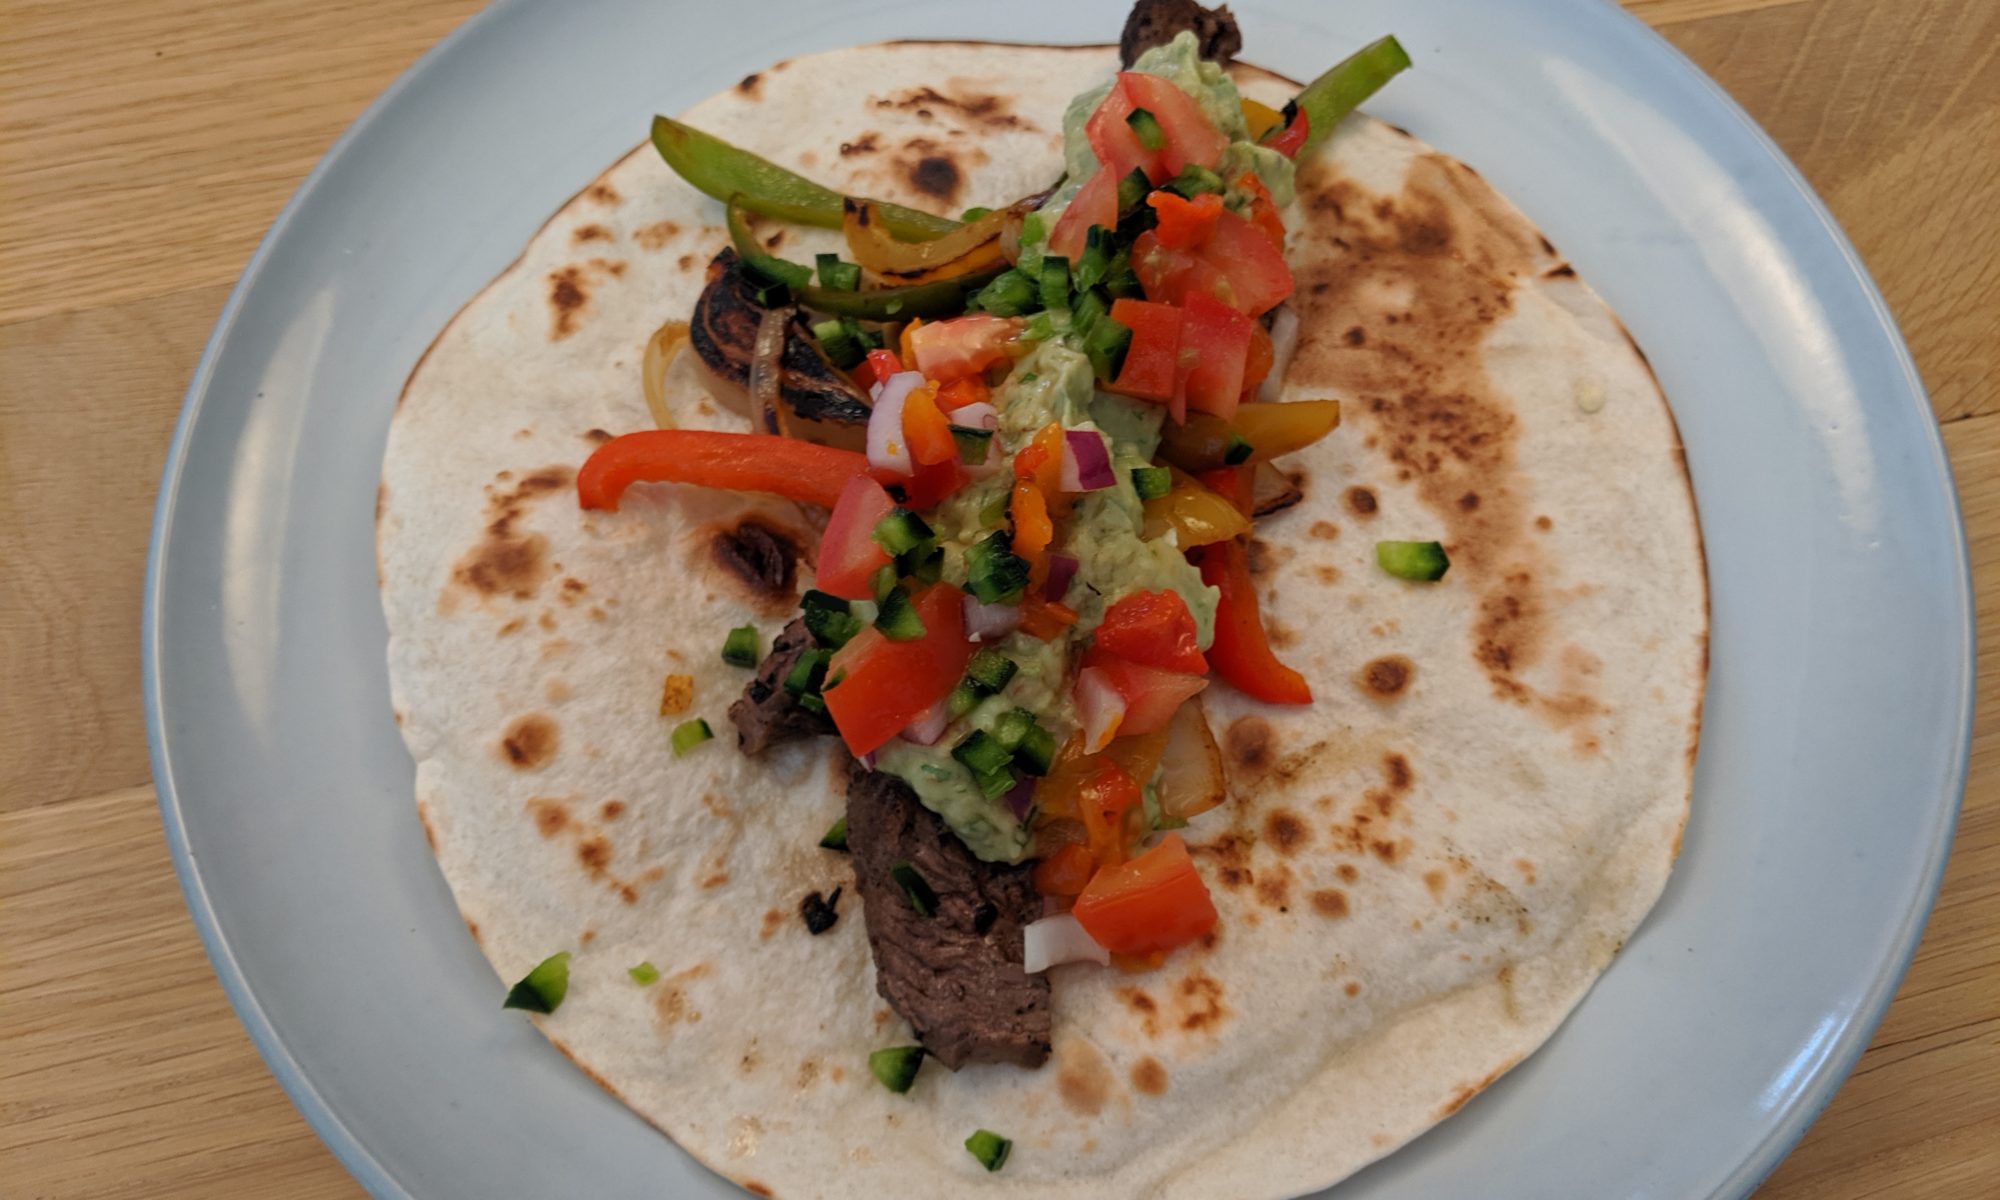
[748,306,792,436]
[843,198,1033,284]
[1156,698,1227,821]
[641,320,690,428]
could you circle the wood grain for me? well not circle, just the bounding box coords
[0,0,1991,1196]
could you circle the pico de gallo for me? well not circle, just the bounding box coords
[578,30,1410,973]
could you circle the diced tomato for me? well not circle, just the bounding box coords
[907,314,1022,383]
[1202,207,1293,317]
[815,474,896,600]
[1075,763,1144,867]
[1071,834,1218,956]
[1118,73,1228,179]
[1147,191,1222,251]
[1196,466,1255,518]
[1033,841,1097,897]
[935,375,990,412]
[1104,298,1182,404]
[901,382,957,466]
[577,430,869,511]
[1095,590,1206,674]
[1048,167,1120,262]
[1084,78,1156,183]
[1084,648,1207,736]
[853,347,904,393]
[1131,229,1232,313]
[1194,540,1312,704]
[1241,321,1274,402]
[1235,173,1287,253]
[823,583,974,756]
[891,456,969,508]
[1265,110,1309,159]
[1177,293,1254,421]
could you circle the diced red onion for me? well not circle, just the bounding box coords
[1044,553,1080,602]
[1023,912,1109,973]
[859,752,876,770]
[867,371,923,477]
[1004,774,1037,820]
[1258,304,1299,404]
[1060,429,1114,492]
[1075,666,1126,753]
[962,594,1022,641]
[901,700,949,746]
[950,401,1001,430]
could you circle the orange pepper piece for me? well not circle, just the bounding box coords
[1017,596,1080,642]
[898,317,922,367]
[935,375,991,413]
[901,382,958,466]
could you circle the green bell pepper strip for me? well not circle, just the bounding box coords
[1293,35,1414,158]
[725,196,813,288]
[653,115,961,241]
[793,266,1007,321]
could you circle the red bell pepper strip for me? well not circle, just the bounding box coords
[1147,190,1223,251]
[1194,540,1313,704]
[823,583,974,757]
[1265,110,1309,158]
[577,430,869,511]
[1196,466,1255,517]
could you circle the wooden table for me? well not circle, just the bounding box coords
[2,0,1993,1194]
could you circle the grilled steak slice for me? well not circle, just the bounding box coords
[1120,0,1242,68]
[690,249,872,450]
[728,619,835,756]
[845,762,1051,1070]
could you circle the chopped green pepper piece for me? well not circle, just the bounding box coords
[871,508,935,557]
[869,563,898,603]
[1116,167,1152,216]
[1021,310,1059,342]
[991,708,1036,752]
[964,531,1031,604]
[972,765,1017,801]
[965,647,1018,695]
[950,426,995,462]
[874,584,928,641]
[1126,107,1165,151]
[1132,465,1173,500]
[959,205,994,221]
[1014,724,1058,776]
[1038,256,1072,313]
[812,317,865,369]
[970,267,1038,316]
[502,951,571,1014]
[978,488,1013,528]
[670,718,714,756]
[1165,163,1225,198]
[869,1045,926,1093]
[797,692,827,715]
[721,624,761,667]
[815,252,861,291]
[627,961,660,986]
[651,115,961,241]
[1074,225,1113,292]
[819,816,849,851]
[1375,540,1451,581]
[1293,36,1413,158]
[1070,287,1109,339]
[889,861,937,917]
[1085,314,1133,382]
[783,648,830,698]
[1223,433,1254,465]
[801,589,863,648]
[946,681,982,720]
[952,729,1013,776]
[1101,247,1140,298]
[965,1129,1012,1172]
[742,271,792,308]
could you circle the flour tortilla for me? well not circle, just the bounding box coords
[379,40,1706,1200]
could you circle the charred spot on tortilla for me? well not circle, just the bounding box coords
[585,181,620,206]
[909,153,961,202]
[838,132,880,157]
[548,266,589,340]
[736,71,762,97]
[1337,863,1360,883]
[528,796,571,837]
[1055,1038,1112,1114]
[1131,1056,1168,1096]
[1311,889,1350,918]
[1359,655,1414,701]
[1191,832,1253,892]
[1345,486,1378,517]
[1224,715,1273,774]
[581,427,613,445]
[710,518,799,602]
[500,714,559,770]
[1254,865,1291,909]
[571,223,612,244]
[1543,262,1577,279]
[1264,810,1309,855]
[1175,970,1228,1033]
[872,84,1024,130]
[800,886,842,935]
[1121,0,1241,67]
[633,220,681,251]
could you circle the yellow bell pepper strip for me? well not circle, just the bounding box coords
[1141,469,1252,546]
[1156,400,1342,472]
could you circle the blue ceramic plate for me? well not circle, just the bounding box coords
[145,1,1971,1196]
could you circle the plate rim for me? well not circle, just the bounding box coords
[141,2,1975,1197]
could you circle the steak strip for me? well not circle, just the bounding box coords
[727,619,835,755]
[1120,0,1242,68]
[844,762,1051,1069]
